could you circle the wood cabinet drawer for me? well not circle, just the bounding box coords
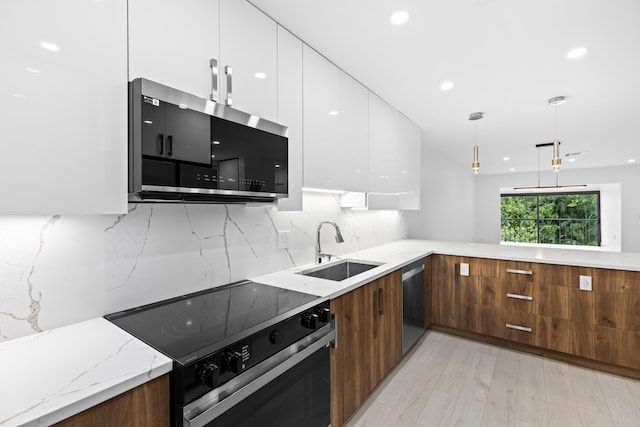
[496,260,535,282]
[535,316,580,355]
[594,326,640,369]
[480,306,536,345]
[593,269,640,295]
[595,292,640,331]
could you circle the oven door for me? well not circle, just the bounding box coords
[183,324,335,427]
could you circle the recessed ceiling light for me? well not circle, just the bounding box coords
[254,72,267,79]
[40,41,60,52]
[390,10,410,25]
[26,67,41,74]
[509,168,515,172]
[503,156,510,161]
[629,159,636,163]
[13,94,26,98]
[566,47,587,59]
[440,81,454,91]
[329,110,339,116]
[568,158,576,162]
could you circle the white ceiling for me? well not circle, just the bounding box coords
[250,0,640,175]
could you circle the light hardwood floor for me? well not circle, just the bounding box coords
[344,331,640,427]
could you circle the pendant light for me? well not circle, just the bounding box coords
[469,112,484,174]
[549,96,565,172]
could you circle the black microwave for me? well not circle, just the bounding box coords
[128,78,288,203]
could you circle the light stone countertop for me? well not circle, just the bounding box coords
[3,239,640,426]
[0,318,172,427]
[251,239,640,298]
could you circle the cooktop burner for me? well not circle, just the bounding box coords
[105,280,320,364]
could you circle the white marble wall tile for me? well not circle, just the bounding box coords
[0,193,407,342]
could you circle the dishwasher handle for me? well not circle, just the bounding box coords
[402,264,425,282]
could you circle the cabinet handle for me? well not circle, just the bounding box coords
[158,134,164,155]
[210,58,219,102]
[378,288,384,315]
[373,290,378,318]
[167,135,173,156]
[505,268,533,275]
[506,323,532,333]
[225,65,233,106]
[506,293,533,301]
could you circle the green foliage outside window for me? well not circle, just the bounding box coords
[500,192,600,246]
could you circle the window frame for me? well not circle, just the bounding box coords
[500,190,602,247]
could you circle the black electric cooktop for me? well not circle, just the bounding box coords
[105,280,321,364]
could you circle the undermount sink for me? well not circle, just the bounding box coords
[298,259,382,282]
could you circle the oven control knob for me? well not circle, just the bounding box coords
[314,307,331,324]
[301,312,319,329]
[197,362,220,389]
[269,329,283,345]
[222,351,244,374]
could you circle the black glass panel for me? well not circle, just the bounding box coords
[106,282,318,362]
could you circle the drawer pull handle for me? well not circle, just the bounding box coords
[506,293,533,301]
[506,268,533,275]
[506,323,532,333]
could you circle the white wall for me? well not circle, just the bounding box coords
[473,165,640,252]
[0,193,407,342]
[406,133,475,242]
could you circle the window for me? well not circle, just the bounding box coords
[500,192,601,246]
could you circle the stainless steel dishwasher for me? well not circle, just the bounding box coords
[402,259,425,355]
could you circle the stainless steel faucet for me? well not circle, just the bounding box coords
[316,221,344,263]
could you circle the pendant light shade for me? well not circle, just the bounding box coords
[469,112,484,174]
[549,96,565,172]
[472,144,480,174]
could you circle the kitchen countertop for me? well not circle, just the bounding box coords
[252,239,640,298]
[3,239,640,426]
[0,318,172,427]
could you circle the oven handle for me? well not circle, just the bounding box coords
[183,324,336,427]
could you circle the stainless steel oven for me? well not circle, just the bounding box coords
[184,324,335,427]
[105,280,335,427]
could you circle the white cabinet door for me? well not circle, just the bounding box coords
[0,0,127,214]
[340,73,369,193]
[302,46,341,191]
[276,27,303,211]
[397,114,421,210]
[219,0,277,121]
[368,93,400,197]
[128,0,220,99]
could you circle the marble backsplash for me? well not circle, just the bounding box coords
[0,193,407,342]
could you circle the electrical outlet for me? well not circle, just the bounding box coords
[460,263,469,277]
[277,230,290,249]
[579,275,593,291]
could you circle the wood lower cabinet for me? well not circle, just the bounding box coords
[54,374,169,427]
[593,271,640,369]
[330,270,402,427]
[432,254,640,372]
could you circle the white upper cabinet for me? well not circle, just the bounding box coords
[128,0,220,99]
[303,47,369,193]
[368,93,421,210]
[0,0,127,214]
[303,46,341,191]
[339,73,369,193]
[368,93,400,195]
[219,0,278,121]
[397,114,421,210]
[276,26,303,211]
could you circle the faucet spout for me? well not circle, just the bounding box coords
[316,221,344,263]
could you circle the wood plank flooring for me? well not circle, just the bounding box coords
[344,331,640,427]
